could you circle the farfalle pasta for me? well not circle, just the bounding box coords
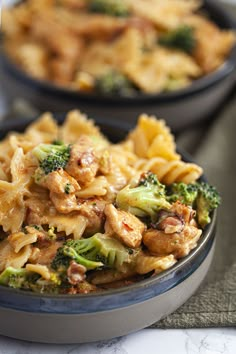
[0,111,220,294]
[2,0,235,95]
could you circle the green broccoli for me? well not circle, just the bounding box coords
[51,241,103,274]
[32,142,70,175]
[0,267,35,289]
[88,0,130,17]
[51,233,131,274]
[116,172,171,221]
[158,25,196,54]
[0,267,61,293]
[95,70,136,96]
[30,273,61,294]
[196,183,221,228]
[167,182,199,205]
[167,182,221,228]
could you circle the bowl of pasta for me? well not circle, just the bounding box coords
[0,0,236,131]
[0,110,220,343]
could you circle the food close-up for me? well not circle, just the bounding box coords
[0,111,220,294]
[2,0,235,95]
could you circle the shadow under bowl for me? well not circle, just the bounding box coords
[0,115,217,343]
[0,0,236,132]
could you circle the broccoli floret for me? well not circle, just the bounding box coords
[0,267,35,289]
[196,183,221,228]
[30,273,61,294]
[116,172,171,221]
[167,182,221,228]
[88,0,129,17]
[167,182,199,205]
[32,142,70,175]
[159,25,196,54]
[95,70,136,96]
[51,241,102,274]
[0,266,61,293]
[52,233,131,274]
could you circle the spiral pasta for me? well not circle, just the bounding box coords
[0,110,218,295]
[134,157,203,185]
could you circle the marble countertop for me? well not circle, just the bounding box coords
[0,329,236,354]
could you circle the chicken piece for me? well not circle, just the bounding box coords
[143,225,201,259]
[78,198,107,236]
[58,11,127,40]
[67,261,86,285]
[26,196,55,226]
[170,201,196,224]
[65,135,99,185]
[144,201,201,258]
[104,204,145,248]
[44,169,81,214]
[31,13,84,61]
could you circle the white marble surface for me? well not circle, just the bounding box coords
[0,329,236,354]
[0,1,236,353]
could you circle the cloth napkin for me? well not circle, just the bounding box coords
[151,2,236,329]
[151,90,236,328]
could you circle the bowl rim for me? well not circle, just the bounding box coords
[0,0,236,105]
[0,115,217,307]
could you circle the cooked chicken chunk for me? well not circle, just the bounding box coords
[26,197,53,225]
[66,135,99,185]
[143,202,201,258]
[143,225,202,259]
[170,201,196,224]
[44,169,80,214]
[79,198,107,236]
[104,204,145,248]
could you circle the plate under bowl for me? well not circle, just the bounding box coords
[0,116,217,343]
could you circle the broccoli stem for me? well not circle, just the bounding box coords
[63,246,103,270]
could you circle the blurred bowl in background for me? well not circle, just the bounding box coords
[0,0,236,132]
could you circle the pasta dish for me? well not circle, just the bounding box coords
[0,111,220,294]
[2,0,235,95]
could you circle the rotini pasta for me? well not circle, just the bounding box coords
[0,111,220,294]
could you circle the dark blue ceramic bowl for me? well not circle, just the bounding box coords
[0,0,236,132]
[0,116,217,343]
